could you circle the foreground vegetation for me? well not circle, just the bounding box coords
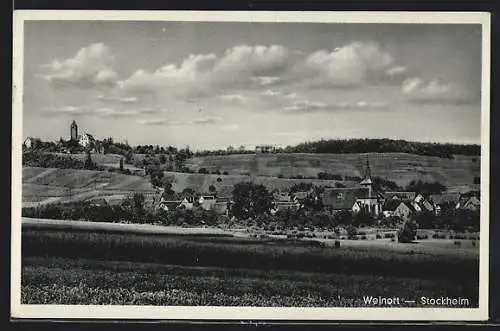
[22,256,478,307]
[22,228,478,282]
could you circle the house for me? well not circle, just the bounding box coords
[321,187,370,212]
[158,200,183,211]
[214,197,231,215]
[292,191,310,201]
[382,199,402,218]
[255,145,276,153]
[430,193,460,215]
[462,196,480,211]
[199,195,217,211]
[382,191,417,201]
[87,197,109,207]
[393,201,416,221]
[414,193,425,203]
[273,191,292,203]
[178,196,195,210]
[79,132,95,148]
[23,137,33,149]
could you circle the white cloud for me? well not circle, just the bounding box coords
[119,44,290,97]
[39,43,118,88]
[250,76,282,86]
[96,95,139,104]
[302,42,396,87]
[283,100,329,112]
[284,93,298,99]
[385,65,407,77]
[137,119,183,126]
[402,77,475,104]
[137,116,223,126]
[261,90,281,97]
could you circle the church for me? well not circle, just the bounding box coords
[321,160,382,216]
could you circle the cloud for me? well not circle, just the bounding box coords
[261,90,281,97]
[301,42,398,87]
[284,93,298,99]
[119,44,291,97]
[218,94,248,103]
[281,99,387,113]
[220,124,240,131]
[402,77,476,104]
[250,76,282,86]
[283,100,329,112]
[95,95,139,104]
[42,105,140,118]
[137,119,182,126]
[137,117,223,126]
[39,43,118,88]
[190,117,223,125]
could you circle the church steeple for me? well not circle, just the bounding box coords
[360,158,373,196]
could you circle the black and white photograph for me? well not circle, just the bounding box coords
[11,11,490,321]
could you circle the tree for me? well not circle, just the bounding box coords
[119,158,124,171]
[209,184,217,194]
[398,221,417,243]
[232,182,273,219]
[159,154,167,164]
[84,151,95,170]
[198,168,209,174]
[162,181,175,200]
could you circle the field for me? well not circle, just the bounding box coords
[22,167,155,206]
[21,218,479,307]
[163,171,348,197]
[185,152,480,191]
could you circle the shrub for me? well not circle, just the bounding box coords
[334,240,340,248]
[376,234,382,239]
[398,221,417,243]
[361,235,367,240]
[454,241,462,246]
[472,241,476,247]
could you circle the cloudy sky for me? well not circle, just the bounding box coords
[23,21,482,150]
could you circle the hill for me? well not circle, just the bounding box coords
[185,152,480,192]
[163,171,350,197]
[22,167,155,206]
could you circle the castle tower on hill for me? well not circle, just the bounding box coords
[70,120,78,141]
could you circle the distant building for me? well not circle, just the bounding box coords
[461,196,480,211]
[23,137,33,149]
[199,195,216,211]
[382,199,401,218]
[179,196,195,210]
[255,145,276,153]
[382,191,417,201]
[70,120,78,141]
[430,193,460,215]
[393,201,416,221]
[79,132,95,148]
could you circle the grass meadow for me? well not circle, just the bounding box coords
[21,226,479,307]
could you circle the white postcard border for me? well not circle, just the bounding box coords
[11,10,491,321]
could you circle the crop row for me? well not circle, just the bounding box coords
[22,229,479,281]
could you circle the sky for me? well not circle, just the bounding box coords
[22,21,483,150]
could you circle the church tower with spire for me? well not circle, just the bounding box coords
[360,159,373,198]
[70,120,78,141]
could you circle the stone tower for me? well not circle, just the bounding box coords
[70,120,78,141]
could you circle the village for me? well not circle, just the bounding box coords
[22,120,481,235]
